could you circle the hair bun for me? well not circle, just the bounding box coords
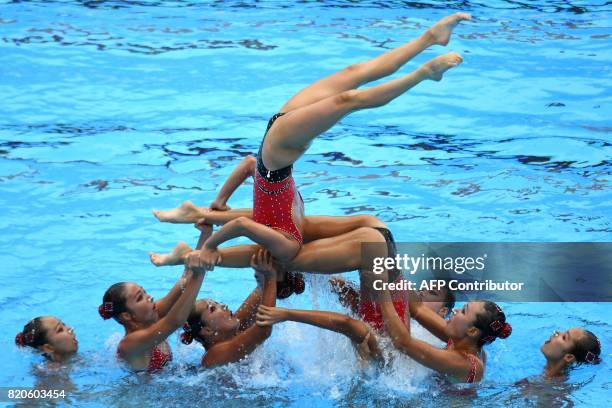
[180,331,193,345]
[98,304,112,320]
[292,273,305,294]
[15,332,25,347]
[498,322,512,339]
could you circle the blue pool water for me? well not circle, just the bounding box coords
[1,0,610,406]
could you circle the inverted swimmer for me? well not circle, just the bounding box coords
[180,249,278,368]
[157,13,469,270]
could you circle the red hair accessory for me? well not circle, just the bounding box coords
[498,323,512,339]
[180,331,193,345]
[293,273,305,294]
[482,335,495,344]
[585,351,601,364]
[277,272,305,299]
[98,302,114,320]
[15,331,34,346]
[490,320,502,331]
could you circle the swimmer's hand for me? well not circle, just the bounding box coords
[210,199,230,211]
[185,251,209,274]
[195,217,210,231]
[256,305,287,326]
[197,247,222,271]
[250,249,277,280]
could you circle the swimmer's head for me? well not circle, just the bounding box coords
[541,328,601,370]
[277,271,305,300]
[419,287,455,318]
[447,300,511,347]
[99,282,158,326]
[15,316,78,362]
[182,298,240,349]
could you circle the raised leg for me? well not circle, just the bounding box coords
[287,227,386,273]
[153,201,252,225]
[264,51,463,170]
[302,214,386,242]
[279,12,471,113]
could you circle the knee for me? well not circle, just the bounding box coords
[355,227,386,243]
[357,214,385,229]
[333,90,361,109]
[232,216,250,231]
[343,63,363,76]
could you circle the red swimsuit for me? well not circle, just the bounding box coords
[147,343,172,372]
[359,298,407,332]
[117,342,172,373]
[445,338,478,383]
[253,113,304,244]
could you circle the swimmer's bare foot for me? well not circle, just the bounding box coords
[152,201,207,224]
[149,241,192,266]
[422,52,463,81]
[426,12,471,46]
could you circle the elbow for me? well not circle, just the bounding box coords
[245,155,257,166]
[245,155,257,175]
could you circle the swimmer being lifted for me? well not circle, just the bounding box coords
[153,13,471,270]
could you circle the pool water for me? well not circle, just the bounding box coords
[1,0,610,406]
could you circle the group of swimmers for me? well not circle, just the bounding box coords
[15,13,601,384]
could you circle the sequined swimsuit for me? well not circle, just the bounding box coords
[147,343,172,372]
[253,113,304,245]
[117,342,172,373]
[358,227,406,331]
[445,338,478,383]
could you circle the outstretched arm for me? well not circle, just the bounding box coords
[202,250,277,368]
[210,155,257,210]
[119,263,205,358]
[257,306,369,345]
[329,277,360,315]
[377,287,476,381]
[408,292,449,343]
[155,225,212,317]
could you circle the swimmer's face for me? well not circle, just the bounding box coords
[540,327,585,364]
[197,299,240,339]
[123,283,158,324]
[40,317,78,358]
[447,301,484,340]
[419,289,448,318]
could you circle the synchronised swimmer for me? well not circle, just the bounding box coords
[13,12,602,389]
